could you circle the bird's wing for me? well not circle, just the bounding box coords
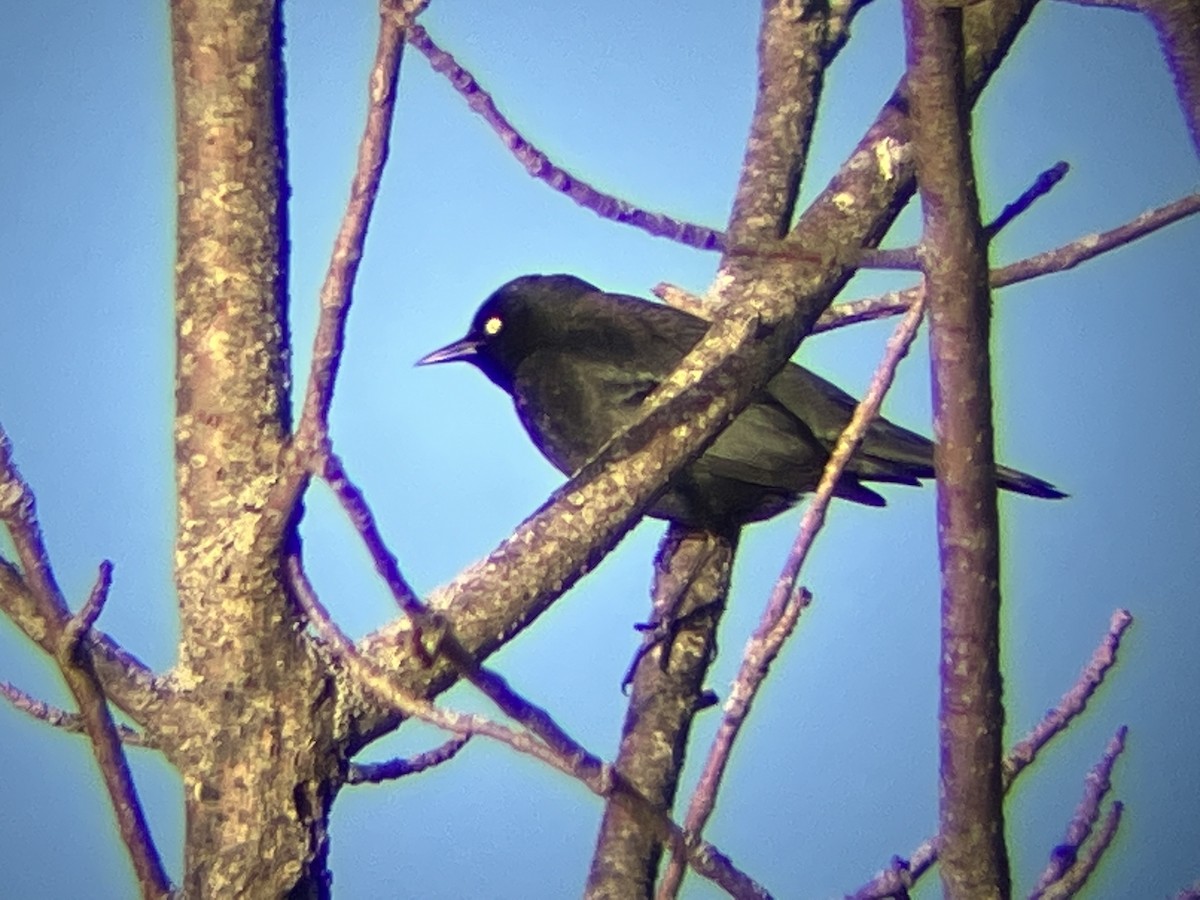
[766,363,936,482]
[698,401,827,490]
[767,362,1066,499]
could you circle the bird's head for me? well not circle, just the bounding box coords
[417,274,601,391]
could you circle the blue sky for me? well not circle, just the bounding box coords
[1,2,1198,897]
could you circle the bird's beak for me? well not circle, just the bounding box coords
[415,336,479,366]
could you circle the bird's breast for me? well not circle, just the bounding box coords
[511,352,664,476]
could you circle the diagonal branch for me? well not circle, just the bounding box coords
[405,23,725,251]
[807,191,1200,333]
[659,283,929,900]
[0,428,171,897]
[292,1,426,455]
[851,609,1133,899]
[1030,727,1127,899]
[0,680,156,748]
[289,552,771,900]
[353,0,1043,752]
[346,734,470,785]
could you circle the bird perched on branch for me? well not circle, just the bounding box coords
[418,274,1064,531]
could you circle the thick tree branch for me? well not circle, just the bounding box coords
[725,0,829,246]
[904,0,1010,893]
[167,0,352,893]
[354,0,1042,750]
[588,2,831,889]
[289,553,770,900]
[660,285,928,900]
[586,528,734,899]
[1145,0,1200,155]
[1060,0,1200,155]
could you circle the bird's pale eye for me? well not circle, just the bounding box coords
[483,316,503,337]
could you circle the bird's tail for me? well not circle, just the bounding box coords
[995,463,1068,499]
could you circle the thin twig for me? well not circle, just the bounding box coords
[810,192,1200,333]
[984,160,1070,238]
[1030,727,1127,899]
[0,680,154,748]
[855,160,1069,270]
[347,734,470,785]
[996,191,1200,285]
[286,552,771,900]
[405,23,725,251]
[1038,802,1124,900]
[850,609,1134,899]
[291,1,420,454]
[318,451,422,616]
[0,425,170,897]
[62,560,114,658]
[659,291,928,899]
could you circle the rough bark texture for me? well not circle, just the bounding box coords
[725,0,827,247]
[169,1,345,894]
[903,0,1010,896]
[1146,0,1200,157]
[353,0,1040,752]
[585,529,735,899]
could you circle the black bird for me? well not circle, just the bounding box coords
[418,274,1065,530]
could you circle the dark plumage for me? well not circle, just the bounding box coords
[418,274,1065,529]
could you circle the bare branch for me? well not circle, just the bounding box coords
[996,191,1200,284]
[1143,0,1200,156]
[855,160,1069,270]
[0,556,164,728]
[404,24,725,252]
[346,734,471,785]
[851,610,1134,899]
[62,560,114,658]
[288,553,771,900]
[1038,802,1123,900]
[317,450,422,616]
[856,246,924,270]
[0,426,170,897]
[1030,727,1127,899]
[1058,0,1200,154]
[810,191,1200,333]
[292,2,422,449]
[0,680,155,749]
[984,160,1070,237]
[660,286,928,900]
[904,0,1010,891]
[588,528,734,899]
[315,447,628,770]
[724,0,829,247]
